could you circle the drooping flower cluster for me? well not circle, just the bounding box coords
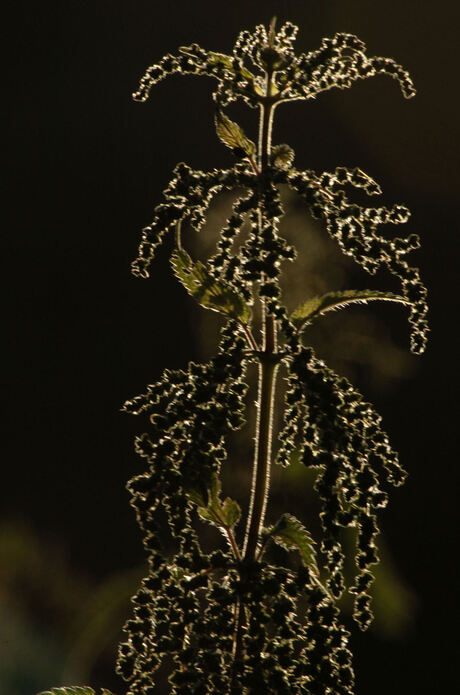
[133,22,415,109]
[277,343,406,629]
[287,167,428,353]
[122,322,247,538]
[118,323,248,692]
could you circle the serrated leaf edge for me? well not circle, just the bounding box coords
[171,248,251,324]
[268,513,319,573]
[192,473,241,530]
[215,109,255,157]
[37,688,99,695]
[291,289,412,330]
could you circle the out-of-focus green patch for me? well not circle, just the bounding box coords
[0,519,145,691]
[62,567,144,683]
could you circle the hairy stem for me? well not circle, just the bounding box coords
[230,73,278,691]
[229,600,246,692]
[243,70,277,561]
[226,526,242,561]
[243,359,278,560]
[258,76,275,170]
[241,323,259,352]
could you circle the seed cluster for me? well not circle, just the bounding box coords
[122,322,247,538]
[278,32,415,102]
[132,163,240,279]
[277,343,405,629]
[118,323,248,692]
[287,166,428,354]
[133,22,415,109]
[119,19,428,695]
[230,562,355,695]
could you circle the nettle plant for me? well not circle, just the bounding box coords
[41,18,428,695]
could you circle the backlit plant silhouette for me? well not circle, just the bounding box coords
[40,17,428,695]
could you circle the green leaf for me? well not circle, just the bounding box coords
[193,473,241,530]
[221,497,241,528]
[178,47,256,84]
[215,109,255,158]
[271,144,294,170]
[38,689,94,695]
[208,52,257,82]
[171,248,251,324]
[206,51,237,70]
[198,506,222,526]
[184,484,208,508]
[291,289,412,330]
[268,513,319,578]
[38,688,115,695]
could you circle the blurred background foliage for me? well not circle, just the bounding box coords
[3,0,459,693]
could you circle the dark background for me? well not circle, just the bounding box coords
[3,1,459,694]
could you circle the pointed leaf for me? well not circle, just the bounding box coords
[210,471,222,501]
[184,483,208,508]
[268,513,319,577]
[196,473,220,523]
[221,497,241,527]
[208,52,257,83]
[195,473,241,530]
[38,690,116,695]
[178,47,256,83]
[196,472,222,525]
[271,144,294,170]
[39,689,114,695]
[215,109,255,158]
[171,249,251,323]
[291,289,412,330]
[38,689,94,695]
[197,506,222,525]
[206,51,237,70]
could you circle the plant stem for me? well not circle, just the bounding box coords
[258,78,275,171]
[230,70,278,692]
[241,323,259,352]
[229,600,245,692]
[242,358,278,560]
[243,71,277,561]
[226,526,242,562]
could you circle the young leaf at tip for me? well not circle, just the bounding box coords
[271,143,295,170]
[178,46,257,84]
[171,247,252,324]
[207,50,257,84]
[291,289,413,332]
[215,109,256,159]
[190,473,241,531]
